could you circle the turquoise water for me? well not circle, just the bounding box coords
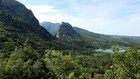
[95,49,126,53]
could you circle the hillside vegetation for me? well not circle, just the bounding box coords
[0,0,139,79]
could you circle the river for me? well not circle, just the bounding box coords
[95,48,126,53]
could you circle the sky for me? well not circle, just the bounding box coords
[16,0,140,36]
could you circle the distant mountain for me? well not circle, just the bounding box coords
[41,21,140,49]
[56,22,79,42]
[0,0,93,53]
[74,27,140,48]
[40,22,60,36]
[0,0,139,54]
[111,35,140,40]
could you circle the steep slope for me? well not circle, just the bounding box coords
[0,0,88,54]
[0,0,55,53]
[56,22,79,42]
[0,0,53,40]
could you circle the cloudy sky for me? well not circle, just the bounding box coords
[17,0,140,36]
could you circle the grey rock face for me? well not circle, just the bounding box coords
[56,22,79,41]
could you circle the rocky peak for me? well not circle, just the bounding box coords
[56,22,79,41]
[59,22,76,33]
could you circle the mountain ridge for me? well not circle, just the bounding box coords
[0,0,54,40]
[41,21,140,49]
[0,0,92,53]
[0,0,56,53]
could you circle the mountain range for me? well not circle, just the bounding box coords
[40,21,140,49]
[0,0,139,78]
[0,0,69,53]
[0,0,140,54]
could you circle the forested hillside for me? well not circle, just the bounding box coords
[0,0,54,53]
[41,22,140,49]
[0,0,86,53]
[0,0,139,79]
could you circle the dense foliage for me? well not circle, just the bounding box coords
[0,43,112,79]
[0,43,49,79]
[0,42,139,79]
[104,47,140,79]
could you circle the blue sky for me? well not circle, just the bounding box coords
[17,0,140,36]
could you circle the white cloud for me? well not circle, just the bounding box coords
[26,5,60,22]
[26,4,82,24]
[26,5,58,14]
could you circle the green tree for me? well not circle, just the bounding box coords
[104,48,140,79]
[0,43,50,79]
[44,50,81,78]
